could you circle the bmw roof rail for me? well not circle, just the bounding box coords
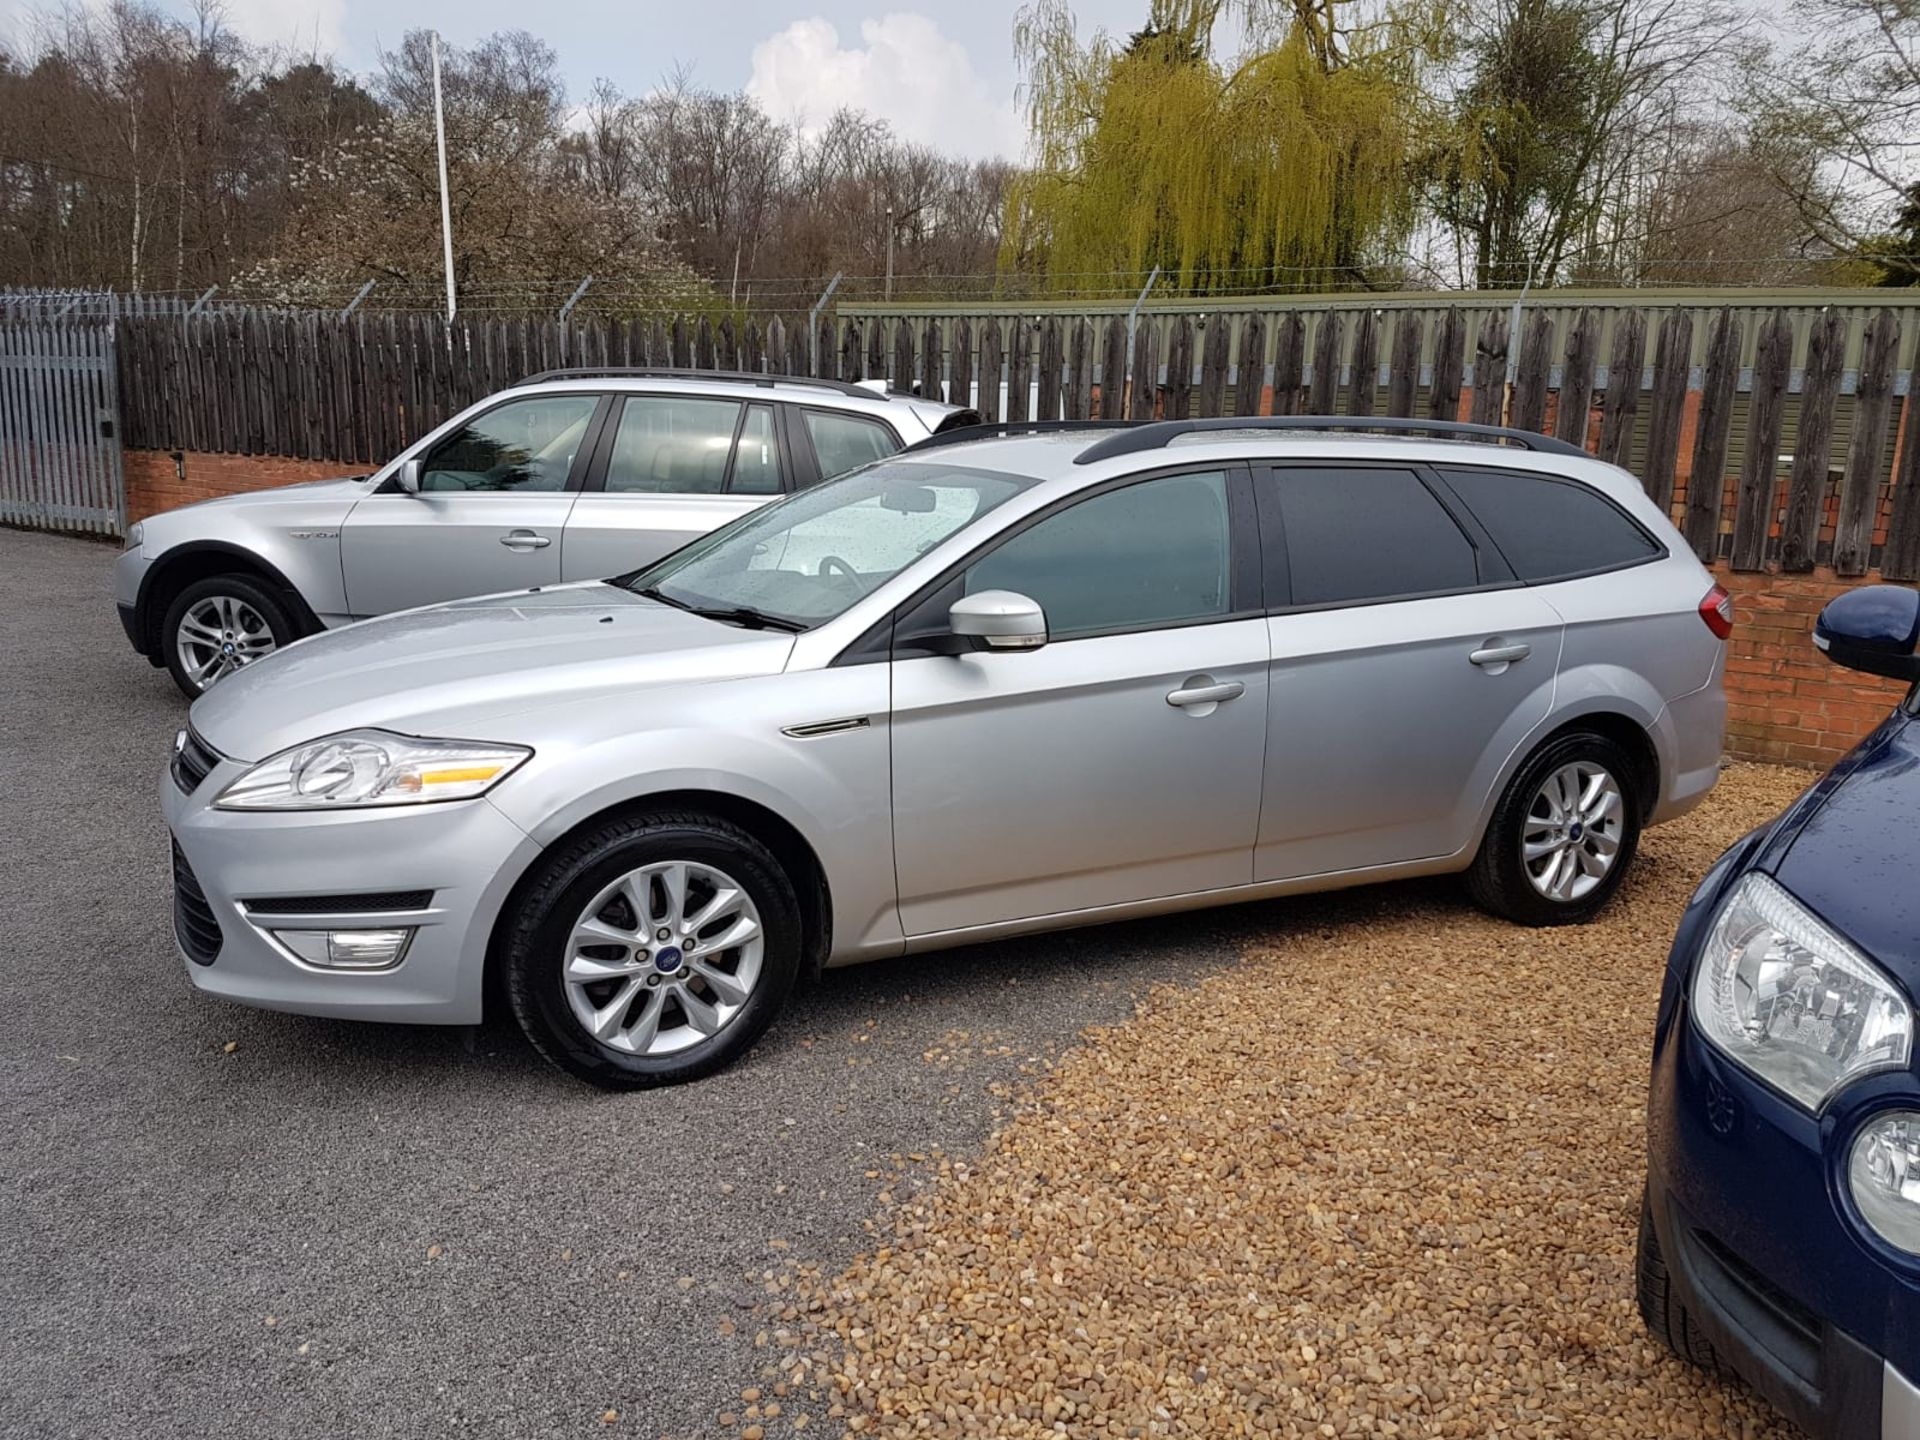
[904,419,1140,452]
[1071,415,1589,464]
[513,367,889,401]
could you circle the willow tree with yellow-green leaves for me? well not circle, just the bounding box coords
[1007,0,1448,294]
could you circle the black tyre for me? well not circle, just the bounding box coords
[503,810,802,1089]
[161,573,299,698]
[1636,1189,1723,1372]
[1466,728,1642,925]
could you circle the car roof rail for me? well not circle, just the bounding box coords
[1071,415,1590,464]
[904,420,1140,453]
[512,367,892,401]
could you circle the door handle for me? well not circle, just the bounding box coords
[1166,680,1245,708]
[500,530,552,550]
[1469,641,1531,667]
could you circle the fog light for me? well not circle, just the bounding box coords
[1849,1112,1920,1254]
[273,927,414,970]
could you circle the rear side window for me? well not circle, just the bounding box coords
[804,410,899,479]
[604,396,744,494]
[1441,467,1661,581]
[1274,466,1478,607]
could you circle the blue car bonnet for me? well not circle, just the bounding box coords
[1768,710,1920,988]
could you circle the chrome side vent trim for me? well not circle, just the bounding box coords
[782,717,871,740]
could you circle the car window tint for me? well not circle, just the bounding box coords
[729,404,784,495]
[804,410,898,479]
[965,472,1232,639]
[604,396,744,494]
[1276,467,1477,606]
[420,395,597,493]
[1441,466,1661,580]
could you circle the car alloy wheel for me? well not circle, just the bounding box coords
[1521,760,1624,902]
[561,859,765,1057]
[175,593,278,689]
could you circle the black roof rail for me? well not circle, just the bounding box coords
[1071,415,1589,464]
[513,367,896,401]
[904,419,1140,453]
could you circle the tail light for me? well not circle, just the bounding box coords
[1699,583,1734,640]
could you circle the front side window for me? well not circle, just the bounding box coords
[965,472,1233,639]
[1275,466,1478,607]
[619,460,1032,628]
[604,396,746,495]
[804,410,899,480]
[1440,466,1661,581]
[420,395,597,493]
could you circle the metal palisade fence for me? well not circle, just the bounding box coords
[0,315,126,536]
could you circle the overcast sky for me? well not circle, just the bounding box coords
[3,2,1163,159]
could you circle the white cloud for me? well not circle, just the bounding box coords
[746,13,1024,161]
[217,0,348,59]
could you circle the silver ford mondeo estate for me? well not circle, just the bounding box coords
[164,417,1731,1088]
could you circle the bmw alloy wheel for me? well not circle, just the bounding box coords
[175,594,278,689]
[562,860,765,1056]
[1522,760,1625,901]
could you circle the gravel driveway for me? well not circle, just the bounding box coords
[0,529,1252,1439]
[3,526,1806,1440]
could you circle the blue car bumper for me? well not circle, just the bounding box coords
[1647,840,1920,1439]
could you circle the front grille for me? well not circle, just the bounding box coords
[242,890,434,915]
[171,839,222,965]
[172,729,221,794]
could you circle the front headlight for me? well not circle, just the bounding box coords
[1692,873,1912,1111]
[213,730,531,810]
[124,521,144,551]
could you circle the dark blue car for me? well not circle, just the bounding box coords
[1643,583,1920,1440]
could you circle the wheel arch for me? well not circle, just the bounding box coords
[137,542,323,654]
[482,788,835,1020]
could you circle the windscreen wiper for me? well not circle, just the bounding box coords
[686,605,806,633]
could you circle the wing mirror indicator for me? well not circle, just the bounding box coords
[948,590,1047,652]
[1815,584,1920,682]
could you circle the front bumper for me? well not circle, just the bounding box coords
[162,748,544,1024]
[113,546,152,656]
[1648,972,1920,1439]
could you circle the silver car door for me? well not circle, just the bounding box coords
[1252,462,1563,882]
[340,393,598,616]
[561,395,778,581]
[890,468,1269,937]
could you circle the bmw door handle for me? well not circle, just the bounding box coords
[1166,680,1246,708]
[1469,641,1531,667]
[500,529,552,550]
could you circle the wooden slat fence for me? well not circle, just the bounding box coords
[109,300,1920,579]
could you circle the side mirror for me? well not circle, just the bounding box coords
[394,457,423,495]
[1815,584,1920,681]
[949,590,1047,652]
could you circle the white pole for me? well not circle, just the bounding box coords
[432,32,456,322]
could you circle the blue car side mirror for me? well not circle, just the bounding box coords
[1814,584,1920,681]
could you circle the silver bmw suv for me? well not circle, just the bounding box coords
[164,417,1730,1088]
[115,369,971,695]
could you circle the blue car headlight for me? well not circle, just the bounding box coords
[1691,873,1912,1112]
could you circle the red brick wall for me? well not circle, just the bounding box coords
[1717,566,1909,767]
[125,449,356,523]
[122,446,1912,769]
